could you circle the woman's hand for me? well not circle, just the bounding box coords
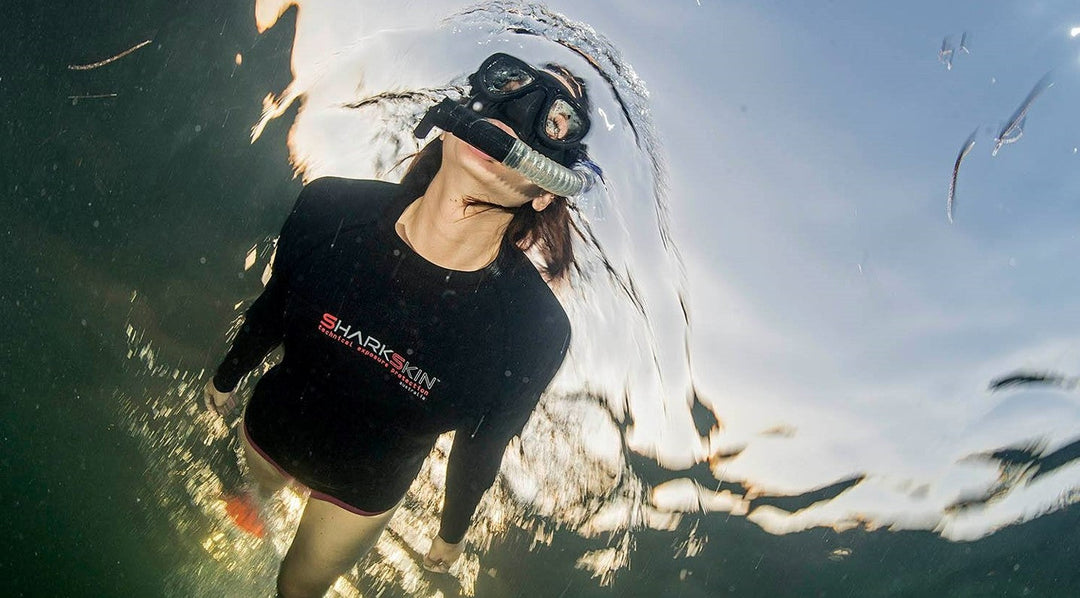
[203,379,238,417]
[423,535,465,573]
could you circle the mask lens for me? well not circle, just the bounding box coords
[485,58,535,95]
[544,98,586,142]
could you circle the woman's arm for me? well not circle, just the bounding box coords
[423,414,534,573]
[438,400,536,544]
[210,180,323,393]
[211,272,290,393]
[438,323,571,545]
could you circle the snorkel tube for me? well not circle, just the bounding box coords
[414,98,592,197]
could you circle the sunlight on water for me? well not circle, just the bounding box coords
[114,0,1080,594]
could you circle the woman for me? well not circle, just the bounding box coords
[203,53,592,598]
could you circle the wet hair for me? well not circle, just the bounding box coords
[399,137,576,281]
[541,62,590,112]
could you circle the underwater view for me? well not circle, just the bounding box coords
[4,0,1080,596]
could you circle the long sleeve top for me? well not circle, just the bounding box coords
[213,177,570,543]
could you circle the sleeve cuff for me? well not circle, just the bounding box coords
[212,371,237,394]
[437,528,466,545]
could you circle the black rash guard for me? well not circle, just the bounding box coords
[213,177,570,544]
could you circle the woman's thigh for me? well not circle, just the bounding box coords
[277,497,399,598]
[239,421,291,495]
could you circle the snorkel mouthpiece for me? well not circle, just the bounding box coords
[414,98,515,161]
[415,98,592,197]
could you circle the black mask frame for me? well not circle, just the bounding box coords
[466,53,591,166]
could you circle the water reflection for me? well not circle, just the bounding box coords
[109,0,1080,594]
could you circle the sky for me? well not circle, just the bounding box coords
[247,0,1080,546]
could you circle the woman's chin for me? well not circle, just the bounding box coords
[448,139,535,203]
[464,141,496,163]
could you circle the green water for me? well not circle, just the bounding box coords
[3,1,1078,596]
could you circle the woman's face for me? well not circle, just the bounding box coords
[443,68,581,209]
[442,119,545,209]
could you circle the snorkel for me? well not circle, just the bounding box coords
[414,98,594,197]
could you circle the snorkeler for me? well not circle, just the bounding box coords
[203,52,592,598]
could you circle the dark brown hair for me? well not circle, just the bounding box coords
[399,138,575,281]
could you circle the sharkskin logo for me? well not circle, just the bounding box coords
[318,312,440,399]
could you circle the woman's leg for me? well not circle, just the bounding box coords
[239,421,291,497]
[276,496,399,598]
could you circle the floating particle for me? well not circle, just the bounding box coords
[993,71,1054,157]
[68,93,118,103]
[988,370,1079,392]
[68,39,152,70]
[938,37,954,71]
[828,548,853,561]
[947,128,977,223]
